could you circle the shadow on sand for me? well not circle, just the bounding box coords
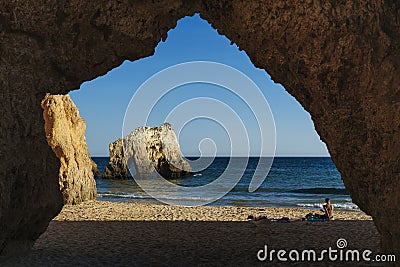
[4,220,382,266]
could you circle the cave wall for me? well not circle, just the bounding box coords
[198,1,400,254]
[0,0,399,258]
[0,0,196,256]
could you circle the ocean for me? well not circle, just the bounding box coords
[93,157,359,211]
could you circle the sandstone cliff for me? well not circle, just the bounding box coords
[103,123,192,179]
[41,94,97,205]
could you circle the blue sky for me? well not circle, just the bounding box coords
[69,14,329,157]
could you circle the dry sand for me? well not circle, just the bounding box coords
[4,201,383,266]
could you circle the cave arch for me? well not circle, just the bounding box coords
[0,0,399,258]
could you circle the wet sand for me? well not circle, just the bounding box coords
[4,201,382,266]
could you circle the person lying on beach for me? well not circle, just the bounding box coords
[247,215,290,223]
[247,214,268,221]
[321,198,334,219]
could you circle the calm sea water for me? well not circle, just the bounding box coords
[93,157,359,211]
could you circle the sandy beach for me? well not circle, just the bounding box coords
[4,201,382,266]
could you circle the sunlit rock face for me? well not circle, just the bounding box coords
[103,138,129,179]
[0,0,399,258]
[41,94,97,205]
[103,123,192,179]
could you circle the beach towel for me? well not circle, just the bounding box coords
[305,213,330,222]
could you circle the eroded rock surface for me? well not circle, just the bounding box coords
[103,138,129,179]
[41,94,97,205]
[104,123,192,179]
[92,161,101,177]
[0,0,399,258]
[0,1,192,257]
[199,2,400,256]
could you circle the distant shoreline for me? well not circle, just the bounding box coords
[55,200,371,222]
[96,196,359,212]
[93,157,355,211]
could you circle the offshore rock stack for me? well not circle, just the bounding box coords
[103,123,192,179]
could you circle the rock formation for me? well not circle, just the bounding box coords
[41,94,97,205]
[92,161,101,177]
[103,123,192,179]
[102,138,129,179]
[0,0,399,258]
